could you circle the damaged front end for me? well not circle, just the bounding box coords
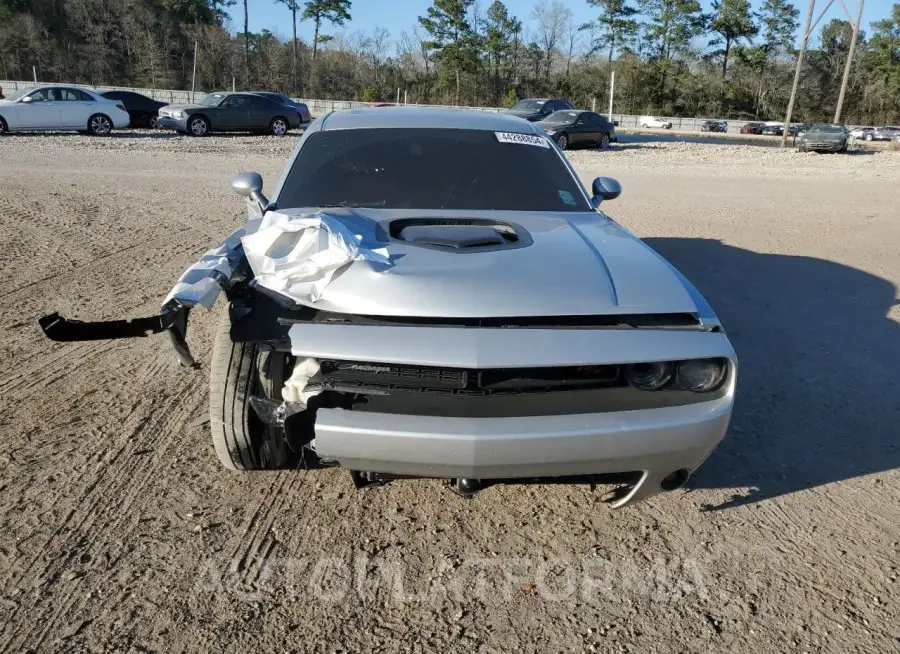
[39,224,250,369]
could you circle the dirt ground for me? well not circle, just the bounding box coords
[1,131,898,653]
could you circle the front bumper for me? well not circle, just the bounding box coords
[158,115,189,132]
[804,140,845,151]
[314,394,732,507]
[288,322,737,507]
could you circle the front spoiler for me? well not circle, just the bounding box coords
[38,300,197,368]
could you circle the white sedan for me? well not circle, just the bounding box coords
[0,85,130,135]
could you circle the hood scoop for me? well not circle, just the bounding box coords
[390,218,530,251]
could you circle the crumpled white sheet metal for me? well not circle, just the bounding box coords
[241,211,392,307]
[282,357,323,407]
[162,227,245,309]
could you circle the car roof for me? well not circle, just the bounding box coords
[320,107,541,134]
[30,84,95,92]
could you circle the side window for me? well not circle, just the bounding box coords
[575,113,587,125]
[222,96,246,108]
[26,88,54,102]
[248,96,270,109]
[59,88,90,101]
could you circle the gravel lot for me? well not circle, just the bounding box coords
[1,131,898,652]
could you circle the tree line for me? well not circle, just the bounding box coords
[1,0,898,124]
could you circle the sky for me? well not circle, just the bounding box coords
[226,0,895,52]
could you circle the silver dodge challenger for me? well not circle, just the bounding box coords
[39,108,737,508]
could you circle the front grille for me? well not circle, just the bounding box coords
[319,360,620,395]
[320,360,468,391]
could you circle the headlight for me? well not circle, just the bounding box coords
[676,359,727,392]
[625,362,674,391]
[172,110,185,119]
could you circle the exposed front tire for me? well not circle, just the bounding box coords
[599,133,610,150]
[556,133,568,150]
[0,117,7,135]
[209,311,289,471]
[270,116,289,136]
[148,115,159,129]
[87,113,113,136]
[188,115,209,137]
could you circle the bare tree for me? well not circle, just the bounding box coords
[531,0,571,79]
[275,0,302,92]
[562,8,582,76]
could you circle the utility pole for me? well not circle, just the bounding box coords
[834,0,864,123]
[608,71,616,121]
[780,0,834,148]
[191,41,198,104]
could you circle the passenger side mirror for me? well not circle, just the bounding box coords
[231,171,270,211]
[591,177,622,205]
[21,95,33,103]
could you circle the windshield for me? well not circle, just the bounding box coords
[277,128,590,212]
[199,93,224,106]
[813,124,846,133]
[510,100,546,113]
[542,111,579,125]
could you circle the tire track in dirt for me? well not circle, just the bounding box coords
[2,366,207,652]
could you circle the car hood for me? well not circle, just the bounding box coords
[536,120,569,131]
[273,209,701,318]
[505,110,541,121]
[161,103,207,112]
[0,99,16,107]
[805,132,845,140]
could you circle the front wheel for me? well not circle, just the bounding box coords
[556,133,568,150]
[864,133,873,141]
[148,115,159,129]
[0,117,7,135]
[270,116,289,136]
[599,133,610,150]
[88,114,113,136]
[208,311,290,470]
[188,115,209,136]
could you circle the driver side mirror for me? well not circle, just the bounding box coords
[231,171,270,212]
[591,177,622,205]
[21,95,33,103]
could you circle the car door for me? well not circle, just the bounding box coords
[570,112,591,145]
[216,94,250,130]
[247,95,276,130]
[588,113,606,143]
[57,88,95,129]
[16,88,62,129]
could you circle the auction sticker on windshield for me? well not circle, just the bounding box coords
[494,132,550,148]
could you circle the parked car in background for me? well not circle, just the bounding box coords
[787,123,808,136]
[157,92,301,136]
[849,126,875,139]
[700,120,727,133]
[640,115,672,129]
[740,122,764,134]
[100,90,167,128]
[0,85,130,135]
[251,92,312,125]
[868,125,900,141]
[538,110,617,150]
[796,123,850,153]
[761,123,783,136]
[505,98,574,122]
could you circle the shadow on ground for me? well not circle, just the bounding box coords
[644,238,900,510]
